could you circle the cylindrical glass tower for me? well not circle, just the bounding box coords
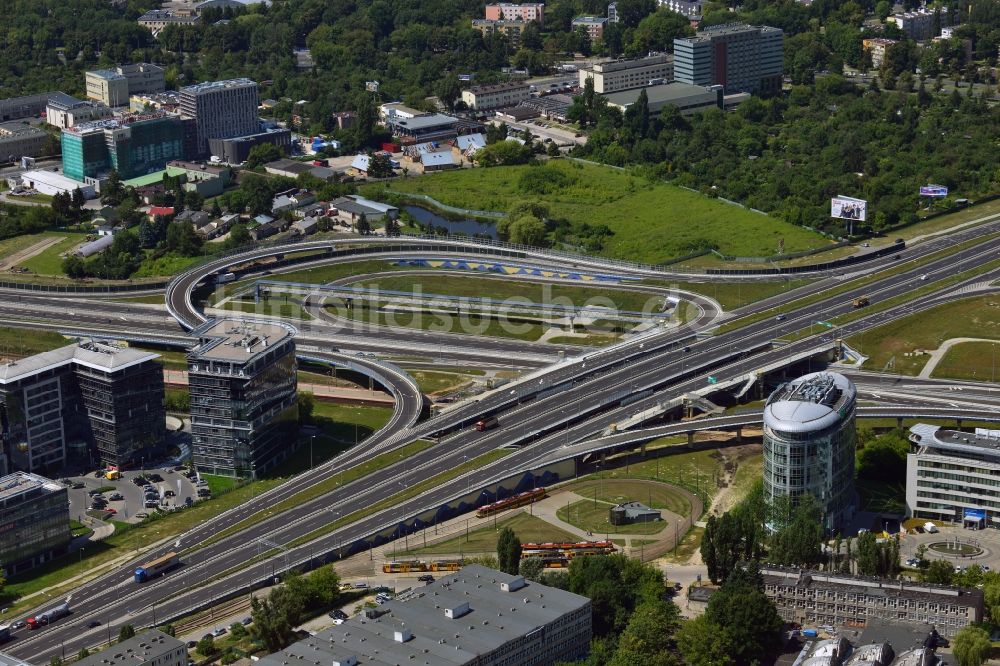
[763,371,857,531]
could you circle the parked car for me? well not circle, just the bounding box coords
[164,489,176,497]
[417,575,434,583]
[72,482,85,489]
[104,508,117,514]
[144,500,159,508]
[211,627,227,637]
[149,474,164,483]
[109,493,124,501]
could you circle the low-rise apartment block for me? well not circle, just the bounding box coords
[461,82,531,111]
[485,3,544,24]
[762,566,983,637]
[572,16,608,41]
[46,96,112,129]
[579,54,674,93]
[137,10,200,37]
[0,472,70,573]
[863,38,898,68]
[890,8,948,40]
[256,565,591,666]
[472,19,529,46]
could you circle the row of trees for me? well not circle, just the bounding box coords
[250,566,341,652]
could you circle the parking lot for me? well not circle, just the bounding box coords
[65,467,201,524]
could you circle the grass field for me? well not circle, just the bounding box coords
[224,297,313,320]
[309,402,394,448]
[847,293,1000,377]
[350,274,666,313]
[667,278,812,310]
[563,479,693,517]
[370,160,831,263]
[0,325,70,357]
[330,304,548,342]
[662,526,704,563]
[0,233,60,262]
[15,232,88,274]
[558,499,667,535]
[402,512,580,556]
[880,198,1000,245]
[932,341,1000,382]
[407,370,476,394]
[112,293,167,304]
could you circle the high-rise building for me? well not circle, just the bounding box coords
[673,23,783,94]
[607,2,618,23]
[0,341,165,474]
[762,371,857,531]
[187,319,298,478]
[179,79,260,157]
[85,64,165,107]
[0,472,70,574]
[61,112,185,181]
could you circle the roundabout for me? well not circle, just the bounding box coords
[927,540,984,558]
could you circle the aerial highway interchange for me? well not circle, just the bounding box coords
[1,217,999,662]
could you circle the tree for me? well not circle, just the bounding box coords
[953,626,991,666]
[222,223,251,250]
[705,567,783,664]
[856,429,909,483]
[473,141,534,167]
[50,658,62,666]
[435,75,461,110]
[166,220,203,256]
[196,635,217,658]
[496,526,521,575]
[244,143,283,169]
[353,90,378,149]
[77,649,90,660]
[71,187,86,219]
[768,494,824,567]
[51,191,72,221]
[118,625,136,642]
[676,615,734,666]
[519,556,545,581]
[355,212,370,235]
[507,214,547,246]
[984,581,1000,623]
[607,599,680,666]
[297,392,315,424]
[62,254,86,279]
[922,559,955,584]
[251,586,302,652]
[102,169,123,205]
[367,152,394,179]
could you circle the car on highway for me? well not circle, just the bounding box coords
[87,620,101,628]
[11,621,25,630]
[683,346,691,352]
[919,274,928,280]
[775,315,786,321]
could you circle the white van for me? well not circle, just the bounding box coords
[924,522,939,533]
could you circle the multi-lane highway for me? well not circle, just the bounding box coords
[2,219,998,661]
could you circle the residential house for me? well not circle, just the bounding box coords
[147,206,174,220]
[271,189,316,214]
[292,218,318,235]
[453,133,486,158]
[421,150,457,171]
[350,154,370,177]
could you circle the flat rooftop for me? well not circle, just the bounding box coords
[593,54,671,73]
[910,424,1000,460]
[256,565,589,666]
[0,340,159,384]
[762,566,982,607]
[188,319,295,364]
[181,78,257,95]
[0,122,47,138]
[75,630,184,666]
[0,472,64,503]
[763,371,856,433]
[603,82,717,107]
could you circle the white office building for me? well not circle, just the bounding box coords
[579,54,674,93]
[907,424,1000,528]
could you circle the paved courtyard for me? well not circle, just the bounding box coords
[901,524,1000,570]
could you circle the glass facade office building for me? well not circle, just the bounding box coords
[188,319,298,478]
[0,472,70,574]
[61,112,184,181]
[763,372,857,531]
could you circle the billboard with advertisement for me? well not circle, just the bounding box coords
[919,184,949,197]
[831,196,867,222]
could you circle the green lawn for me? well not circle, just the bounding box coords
[407,370,475,394]
[309,402,395,447]
[667,278,813,310]
[224,297,313,320]
[847,293,1000,377]
[15,232,89,275]
[133,253,203,277]
[0,233,59,262]
[933,341,1000,382]
[112,293,168,304]
[562,479,693,517]
[882,198,1000,246]
[369,160,831,263]
[329,304,547,342]
[133,346,189,370]
[401,512,580,556]
[351,274,666,313]
[857,478,906,513]
[662,526,704,563]
[557,499,667,535]
[0,325,71,357]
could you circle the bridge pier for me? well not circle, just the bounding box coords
[687,431,694,446]
[640,442,647,458]
[735,426,742,443]
[897,416,903,429]
[957,418,963,430]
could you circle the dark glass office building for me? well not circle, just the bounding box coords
[0,472,70,574]
[187,319,298,478]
